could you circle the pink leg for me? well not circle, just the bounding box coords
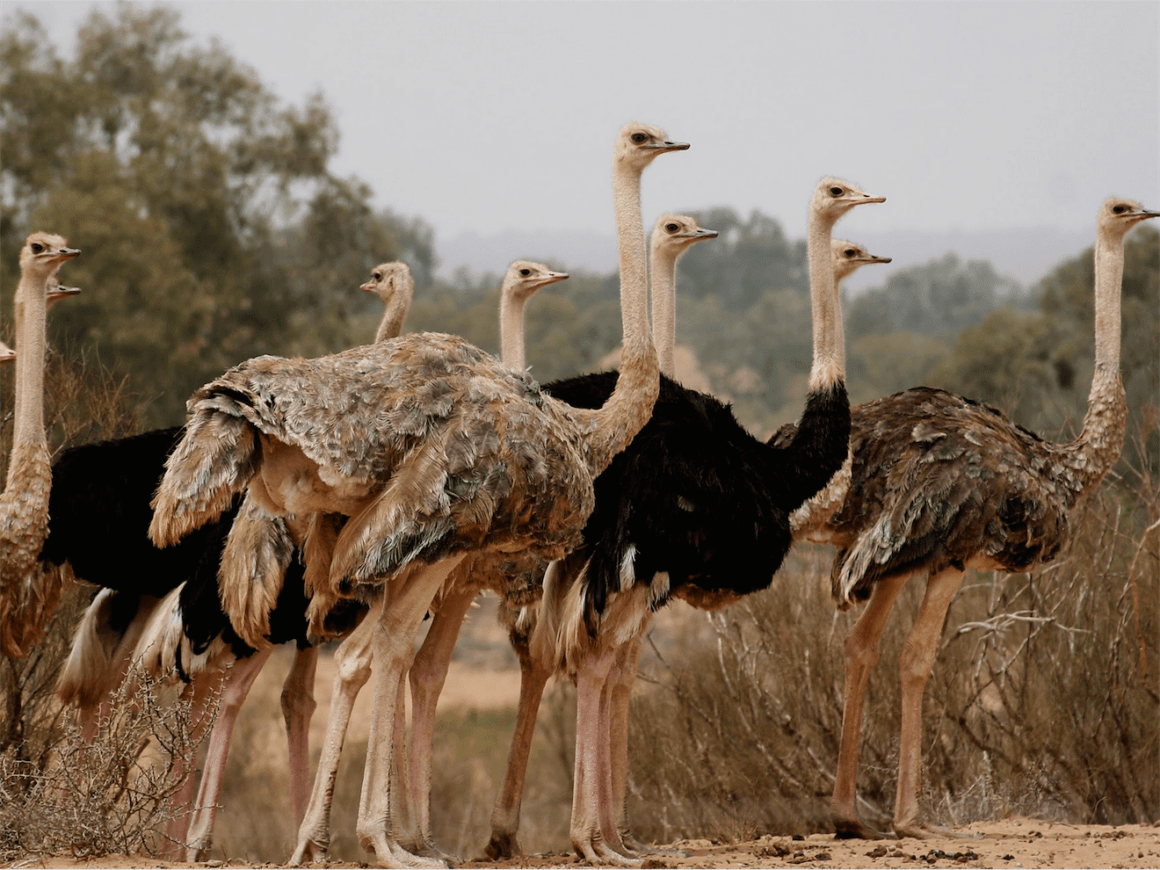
[184,648,275,861]
[485,625,551,860]
[291,602,379,866]
[281,645,319,828]
[570,648,640,867]
[162,670,224,858]
[893,567,968,839]
[609,637,644,853]
[406,585,478,858]
[355,557,466,869]
[832,571,912,840]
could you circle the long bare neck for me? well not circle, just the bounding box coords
[374,288,411,343]
[12,268,48,447]
[499,290,528,369]
[580,160,659,475]
[651,242,678,378]
[806,211,845,392]
[1062,228,1128,495]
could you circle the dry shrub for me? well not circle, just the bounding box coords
[626,422,1158,842]
[0,663,213,860]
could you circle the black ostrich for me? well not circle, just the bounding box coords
[519,178,882,865]
[45,426,315,858]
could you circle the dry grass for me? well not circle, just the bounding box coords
[0,663,214,860]
[625,422,1159,845]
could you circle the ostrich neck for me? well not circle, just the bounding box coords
[12,269,48,448]
[650,244,678,378]
[373,290,411,344]
[806,214,845,392]
[579,160,660,476]
[1060,230,1128,495]
[499,291,528,370]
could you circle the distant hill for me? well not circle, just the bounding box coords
[436,225,1091,293]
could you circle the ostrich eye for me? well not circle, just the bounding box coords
[519,268,531,277]
[372,272,382,280]
[665,223,679,233]
[630,132,647,144]
[844,249,857,257]
[829,186,844,197]
[30,242,44,254]
[1112,204,1127,214]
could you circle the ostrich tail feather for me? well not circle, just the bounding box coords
[218,494,293,650]
[57,588,162,711]
[529,556,593,675]
[149,400,260,548]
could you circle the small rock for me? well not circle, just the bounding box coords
[867,845,889,858]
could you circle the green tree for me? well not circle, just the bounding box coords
[1,6,426,425]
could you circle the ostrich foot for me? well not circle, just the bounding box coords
[362,833,449,869]
[575,835,643,867]
[833,817,893,840]
[185,840,211,863]
[401,835,458,866]
[289,835,328,866]
[483,830,521,861]
[894,822,984,840]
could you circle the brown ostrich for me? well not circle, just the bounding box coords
[149,121,684,867]
[0,232,80,657]
[782,196,1157,839]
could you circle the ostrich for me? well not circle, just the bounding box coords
[0,232,80,658]
[51,260,415,861]
[0,342,13,364]
[482,213,718,861]
[233,260,569,865]
[526,178,883,864]
[149,122,683,867]
[779,197,1157,840]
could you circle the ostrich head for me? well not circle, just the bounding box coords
[831,239,891,283]
[502,260,569,303]
[361,261,413,304]
[46,276,82,309]
[615,122,689,171]
[20,232,80,279]
[812,178,886,224]
[651,214,718,259]
[0,342,13,364]
[1098,197,1159,238]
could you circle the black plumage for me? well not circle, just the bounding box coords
[544,371,849,635]
[44,427,311,678]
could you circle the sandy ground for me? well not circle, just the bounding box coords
[9,819,1160,869]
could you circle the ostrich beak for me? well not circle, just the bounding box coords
[648,139,690,153]
[538,271,569,286]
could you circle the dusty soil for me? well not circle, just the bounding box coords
[11,819,1160,869]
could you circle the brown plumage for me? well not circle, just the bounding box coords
[0,232,80,658]
[277,260,571,864]
[782,197,1156,840]
[151,122,682,867]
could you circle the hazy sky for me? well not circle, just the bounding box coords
[10,1,1160,253]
